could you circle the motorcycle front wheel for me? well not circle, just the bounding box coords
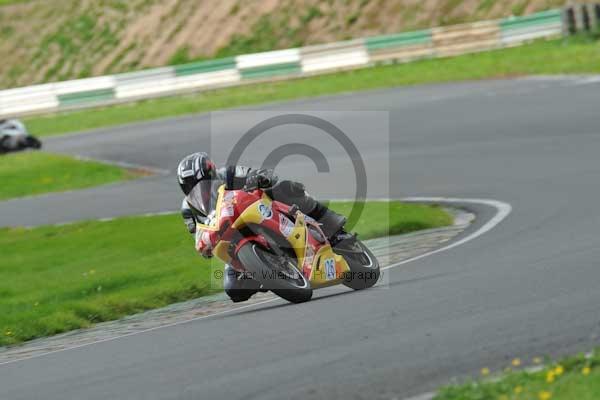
[237,242,313,304]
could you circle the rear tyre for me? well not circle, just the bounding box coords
[25,136,42,149]
[336,239,380,290]
[237,242,312,304]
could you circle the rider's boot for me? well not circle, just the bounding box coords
[268,180,347,239]
[330,230,357,247]
[306,201,347,239]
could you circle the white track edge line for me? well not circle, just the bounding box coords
[74,155,171,175]
[383,197,512,271]
[0,197,511,368]
[403,392,436,400]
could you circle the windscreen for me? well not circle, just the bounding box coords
[185,179,223,219]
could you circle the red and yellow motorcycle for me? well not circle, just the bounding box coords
[195,183,380,303]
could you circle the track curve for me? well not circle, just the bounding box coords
[2,76,600,399]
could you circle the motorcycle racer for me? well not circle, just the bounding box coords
[0,119,42,153]
[177,152,348,303]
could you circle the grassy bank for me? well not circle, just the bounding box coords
[436,351,600,400]
[0,201,452,346]
[0,151,137,200]
[25,35,600,137]
[0,1,567,89]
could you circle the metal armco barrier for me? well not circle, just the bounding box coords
[432,20,501,57]
[501,9,564,45]
[0,7,585,118]
[365,29,433,63]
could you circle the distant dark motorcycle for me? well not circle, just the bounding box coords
[0,119,42,154]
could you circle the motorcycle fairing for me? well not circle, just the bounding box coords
[223,189,350,288]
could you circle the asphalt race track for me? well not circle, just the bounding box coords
[2,76,600,399]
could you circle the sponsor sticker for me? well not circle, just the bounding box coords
[223,191,235,202]
[325,258,336,280]
[258,202,273,220]
[304,246,315,267]
[279,214,294,237]
[221,204,234,218]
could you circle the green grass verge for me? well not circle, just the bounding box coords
[0,201,452,346]
[0,0,29,5]
[331,201,453,239]
[436,351,600,400]
[24,35,600,137]
[0,151,136,200]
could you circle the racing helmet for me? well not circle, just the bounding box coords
[177,152,217,215]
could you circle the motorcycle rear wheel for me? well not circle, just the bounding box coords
[237,242,313,304]
[25,136,42,149]
[336,239,380,290]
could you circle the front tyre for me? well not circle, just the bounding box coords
[336,239,380,290]
[237,242,312,304]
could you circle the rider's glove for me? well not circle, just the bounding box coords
[195,230,215,258]
[243,169,278,191]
